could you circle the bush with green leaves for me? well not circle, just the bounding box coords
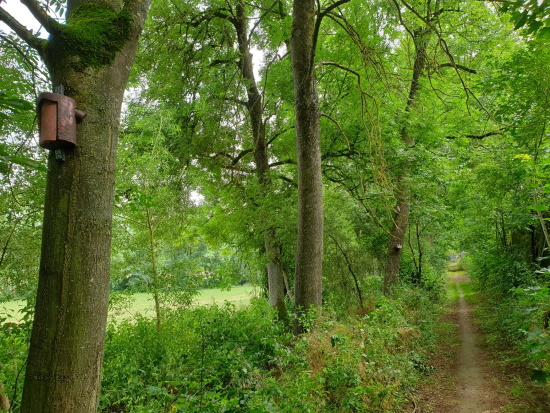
[467,246,533,296]
[467,247,550,383]
[99,287,441,412]
[0,307,33,412]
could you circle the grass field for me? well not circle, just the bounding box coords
[1,284,257,323]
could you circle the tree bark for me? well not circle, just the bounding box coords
[232,1,289,324]
[383,27,427,294]
[291,0,324,334]
[0,383,9,412]
[384,186,411,293]
[10,0,152,411]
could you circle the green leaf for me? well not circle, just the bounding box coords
[514,11,529,30]
[0,93,33,112]
[539,27,550,39]
[528,204,548,212]
[0,155,47,172]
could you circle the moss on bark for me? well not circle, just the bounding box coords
[46,3,132,70]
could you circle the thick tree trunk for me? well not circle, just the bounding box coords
[20,1,151,411]
[291,0,323,334]
[233,2,288,323]
[383,28,427,294]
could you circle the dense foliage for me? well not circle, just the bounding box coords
[1,0,550,409]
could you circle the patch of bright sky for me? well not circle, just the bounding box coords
[0,0,53,38]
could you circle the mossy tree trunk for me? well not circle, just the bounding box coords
[0,0,151,411]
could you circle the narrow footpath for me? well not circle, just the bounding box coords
[409,271,511,413]
[452,272,505,413]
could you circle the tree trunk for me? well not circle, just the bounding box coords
[16,1,152,411]
[233,1,289,324]
[415,221,423,284]
[146,205,162,330]
[264,229,289,324]
[0,383,9,412]
[383,27,427,294]
[291,0,324,334]
[384,189,411,293]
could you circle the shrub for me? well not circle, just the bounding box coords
[100,288,440,412]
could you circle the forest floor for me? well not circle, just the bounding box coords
[408,270,550,413]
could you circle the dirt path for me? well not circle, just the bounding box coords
[409,272,510,413]
[453,274,503,412]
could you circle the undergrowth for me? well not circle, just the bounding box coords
[0,285,442,412]
[98,287,441,412]
[465,248,550,408]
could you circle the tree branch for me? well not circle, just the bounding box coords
[397,0,497,121]
[269,159,295,168]
[0,34,48,79]
[20,0,61,34]
[445,128,504,140]
[267,126,295,145]
[321,150,356,160]
[328,234,364,308]
[321,112,351,150]
[248,0,279,39]
[0,7,46,52]
[439,62,477,74]
[187,8,232,27]
[275,174,297,187]
[223,96,249,108]
[310,0,351,76]
[231,148,253,165]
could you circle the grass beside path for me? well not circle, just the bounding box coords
[1,284,256,323]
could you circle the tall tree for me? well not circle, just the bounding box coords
[383,20,429,293]
[0,0,152,410]
[231,0,289,323]
[133,0,296,321]
[291,0,342,333]
[383,0,474,293]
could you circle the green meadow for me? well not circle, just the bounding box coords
[1,284,256,323]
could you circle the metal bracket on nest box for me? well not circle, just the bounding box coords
[54,149,66,162]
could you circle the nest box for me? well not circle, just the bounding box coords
[37,92,86,150]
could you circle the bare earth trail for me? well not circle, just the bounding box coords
[409,271,510,413]
[451,272,506,413]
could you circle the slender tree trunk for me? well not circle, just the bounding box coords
[329,234,364,308]
[291,0,324,334]
[0,218,20,267]
[383,28,427,294]
[233,2,288,324]
[17,1,152,411]
[146,205,162,330]
[384,188,411,293]
[415,222,423,284]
